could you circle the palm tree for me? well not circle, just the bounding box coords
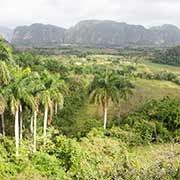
[21,71,44,153]
[89,71,134,129]
[17,71,44,152]
[31,96,39,153]
[0,94,6,136]
[0,61,11,85]
[0,37,13,63]
[10,94,20,156]
[0,61,11,136]
[12,69,45,151]
[40,89,63,145]
[7,67,39,156]
[33,110,37,152]
[39,71,66,145]
[30,116,33,133]
[40,90,51,145]
[0,40,13,138]
[3,70,24,156]
[50,74,67,116]
[9,67,30,147]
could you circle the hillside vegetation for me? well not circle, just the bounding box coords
[0,38,180,179]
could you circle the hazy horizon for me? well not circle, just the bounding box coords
[0,0,180,29]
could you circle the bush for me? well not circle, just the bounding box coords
[114,108,173,144]
[32,152,67,179]
[141,97,180,131]
[0,137,16,160]
[0,162,17,180]
[107,127,143,146]
[42,130,127,179]
[44,134,87,177]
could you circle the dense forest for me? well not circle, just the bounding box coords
[0,37,180,179]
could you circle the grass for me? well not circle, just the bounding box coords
[139,60,180,73]
[108,78,180,117]
[128,143,180,169]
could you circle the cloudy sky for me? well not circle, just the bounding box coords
[0,0,180,29]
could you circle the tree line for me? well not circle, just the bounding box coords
[152,46,180,66]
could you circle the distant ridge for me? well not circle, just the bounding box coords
[11,23,66,47]
[1,20,180,48]
[0,26,13,42]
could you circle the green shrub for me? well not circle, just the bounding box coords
[0,137,16,161]
[32,152,67,179]
[133,120,157,144]
[108,127,142,146]
[155,122,172,142]
[0,162,17,180]
[141,97,180,131]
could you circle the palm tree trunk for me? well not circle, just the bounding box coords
[43,105,48,145]
[30,116,33,133]
[19,105,23,144]
[103,103,107,129]
[33,111,37,153]
[1,113,5,136]
[55,102,58,114]
[15,107,19,156]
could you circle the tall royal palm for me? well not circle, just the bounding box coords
[18,71,44,152]
[50,73,67,116]
[39,71,66,145]
[0,61,11,136]
[8,67,37,156]
[9,94,20,156]
[89,71,134,129]
[0,94,6,136]
[0,39,13,137]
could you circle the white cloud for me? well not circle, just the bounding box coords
[0,0,180,28]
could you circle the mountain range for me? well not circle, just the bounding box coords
[1,20,180,48]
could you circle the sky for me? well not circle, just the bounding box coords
[0,0,180,29]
